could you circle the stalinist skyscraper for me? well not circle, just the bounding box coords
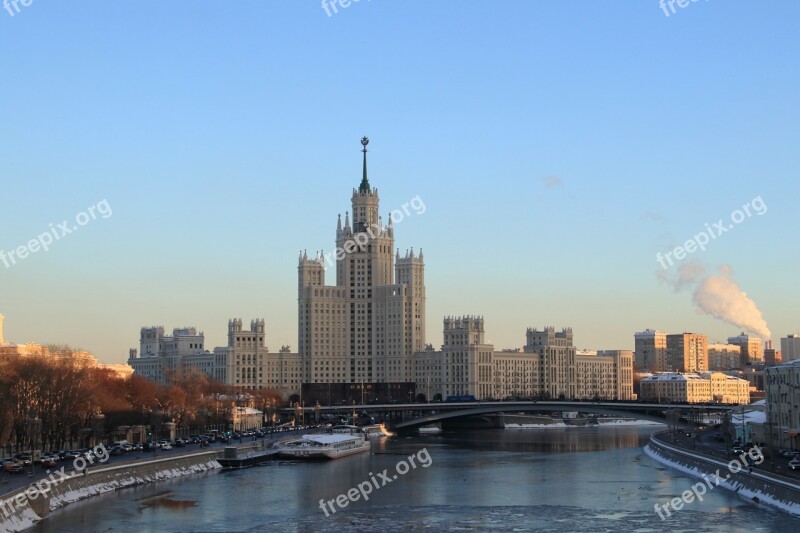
[298,138,426,386]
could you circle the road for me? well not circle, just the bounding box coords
[655,427,800,484]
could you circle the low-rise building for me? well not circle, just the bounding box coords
[230,407,263,431]
[639,372,749,404]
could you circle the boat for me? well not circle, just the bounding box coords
[362,423,393,437]
[273,425,370,460]
[217,446,277,469]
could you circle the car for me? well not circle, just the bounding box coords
[3,461,23,473]
[174,438,186,447]
[732,446,744,455]
[789,459,800,471]
[110,446,124,456]
[122,444,134,453]
[133,442,144,451]
[160,443,173,450]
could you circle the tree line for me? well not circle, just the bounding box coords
[0,348,284,451]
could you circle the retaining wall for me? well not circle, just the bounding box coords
[645,435,800,516]
[0,450,222,532]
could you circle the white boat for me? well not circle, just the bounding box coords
[274,425,370,460]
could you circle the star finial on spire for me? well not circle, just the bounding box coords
[359,136,370,193]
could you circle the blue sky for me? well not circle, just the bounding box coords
[1,1,798,363]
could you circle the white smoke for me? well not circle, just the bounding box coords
[658,263,771,340]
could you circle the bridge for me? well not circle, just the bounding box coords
[281,400,737,433]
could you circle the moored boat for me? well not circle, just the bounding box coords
[217,446,277,468]
[274,425,370,460]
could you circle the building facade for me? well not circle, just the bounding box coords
[634,329,667,371]
[639,372,750,404]
[666,333,708,372]
[764,359,800,450]
[764,340,782,366]
[708,343,742,371]
[727,333,763,366]
[781,334,800,362]
[128,320,302,397]
[415,320,634,402]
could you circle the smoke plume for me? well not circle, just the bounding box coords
[658,263,771,340]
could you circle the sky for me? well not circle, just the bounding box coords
[1,1,798,364]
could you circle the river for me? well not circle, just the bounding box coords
[31,426,800,532]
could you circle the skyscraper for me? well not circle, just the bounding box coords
[298,137,426,386]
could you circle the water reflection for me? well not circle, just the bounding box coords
[428,427,647,453]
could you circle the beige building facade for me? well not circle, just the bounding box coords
[708,343,742,371]
[412,319,634,402]
[639,372,749,404]
[634,329,667,372]
[727,333,763,366]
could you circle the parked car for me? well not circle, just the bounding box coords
[133,442,143,451]
[122,444,134,453]
[109,446,124,456]
[789,459,800,471]
[3,461,23,473]
[160,443,173,450]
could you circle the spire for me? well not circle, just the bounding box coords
[359,136,370,193]
[337,213,342,233]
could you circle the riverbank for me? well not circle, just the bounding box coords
[0,450,222,532]
[646,432,800,517]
